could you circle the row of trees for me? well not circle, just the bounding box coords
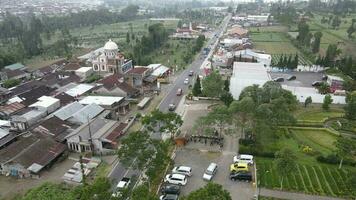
[308,0,356,15]
[273,54,299,70]
[297,21,323,53]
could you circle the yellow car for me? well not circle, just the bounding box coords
[230,163,249,172]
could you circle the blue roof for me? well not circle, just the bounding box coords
[5,63,26,71]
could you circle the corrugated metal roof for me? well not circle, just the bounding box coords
[53,102,84,120]
[70,103,104,124]
[65,84,94,97]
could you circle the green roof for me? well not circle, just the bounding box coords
[4,63,26,70]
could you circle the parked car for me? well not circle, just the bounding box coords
[273,77,284,82]
[176,88,183,96]
[112,177,131,197]
[203,162,217,181]
[161,184,180,195]
[312,81,323,87]
[322,75,328,80]
[172,166,192,177]
[230,163,249,172]
[233,154,254,165]
[184,78,189,84]
[168,103,176,111]
[287,75,296,81]
[230,171,253,182]
[164,174,187,186]
[188,70,194,76]
[160,194,179,200]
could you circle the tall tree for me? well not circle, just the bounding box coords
[202,71,224,98]
[335,137,356,169]
[305,96,313,107]
[274,148,297,189]
[220,91,234,107]
[312,31,323,53]
[344,91,356,120]
[229,97,255,138]
[126,32,130,43]
[192,76,202,96]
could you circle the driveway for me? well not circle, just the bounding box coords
[270,71,324,87]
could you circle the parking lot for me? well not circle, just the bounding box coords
[167,101,255,200]
[270,71,324,87]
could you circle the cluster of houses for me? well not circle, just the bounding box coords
[171,22,210,40]
[0,39,171,179]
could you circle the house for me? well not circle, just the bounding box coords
[35,59,68,77]
[28,96,60,115]
[54,92,75,106]
[75,67,93,79]
[65,117,117,154]
[41,72,81,89]
[147,64,170,81]
[0,102,26,120]
[0,133,66,178]
[11,108,47,131]
[0,87,12,104]
[79,96,129,118]
[62,62,81,72]
[226,27,249,38]
[7,80,43,96]
[235,49,272,68]
[4,63,27,71]
[32,116,73,142]
[53,102,104,124]
[0,69,28,82]
[64,84,95,97]
[18,85,56,106]
[90,40,133,74]
[229,62,271,99]
[96,73,139,97]
[125,67,151,89]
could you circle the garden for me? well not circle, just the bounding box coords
[249,106,356,198]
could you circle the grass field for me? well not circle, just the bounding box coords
[257,157,355,198]
[296,109,344,122]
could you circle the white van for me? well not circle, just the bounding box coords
[233,154,254,165]
[203,162,217,181]
[164,174,187,186]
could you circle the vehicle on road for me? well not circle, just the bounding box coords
[176,88,182,96]
[230,171,253,182]
[160,184,180,195]
[172,166,192,177]
[203,162,217,181]
[188,70,194,76]
[312,81,323,87]
[273,77,284,82]
[184,78,189,84]
[230,163,249,172]
[159,194,179,200]
[164,174,187,186]
[322,75,328,80]
[168,103,176,111]
[233,154,254,165]
[287,75,296,81]
[112,177,131,197]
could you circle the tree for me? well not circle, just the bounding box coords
[117,131,154,170]
[312,31,323,53]
[322,94,333,111]
[344,91,356,120]
[229,97,255,138]
[304,96,312,107]
[126,32,130,43]
[293,54,299,69]
[202,71,224,98]
[182,183,231,200]
[120,5,139,19]
[346,173,356,196]
[131,184,157,200]
[347,19,355,38]
[318,82,330,94]
[177,20,183,28]
[202,105,231,136]
[224,79,230,92]
[335,137,356,169]
[192,76,202,96]
[331,15,341,29]
[297,21,310,46]
[220,91,234,107]
[274,148,297,189]
[3,79,21,88]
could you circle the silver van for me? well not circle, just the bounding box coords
[203,162,217,181]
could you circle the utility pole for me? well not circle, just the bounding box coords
[87,116,94,156]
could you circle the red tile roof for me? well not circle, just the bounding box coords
[0,102,25,115]
[99,73,124,90]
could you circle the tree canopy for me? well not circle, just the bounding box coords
[182,183,232,200]
[202,71,224,98]
[274,148,297,189]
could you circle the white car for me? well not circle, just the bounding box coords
[172,166,192,177]
[203,162,217,181]
[184,78,189,84]
[233,154,254,165]
[164,173,187,186]
[112,177,130,197]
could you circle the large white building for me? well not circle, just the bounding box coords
[230,62,271,100]
[88,40,133,74]
[235,49,272,68]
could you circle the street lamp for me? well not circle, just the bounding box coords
[257,169,269,200]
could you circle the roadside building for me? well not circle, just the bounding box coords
[147,64,170,83]
[79,96,129,118]
[235,49,272,68]
[327,75,344,92]
[230,62,271,99]
[95,73,139,97]
[126,67,151,89]
[226,26,249,38]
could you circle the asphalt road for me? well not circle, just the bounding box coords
[158,14,231,112]
[108,14,231,191]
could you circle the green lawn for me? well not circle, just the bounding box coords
[296,109,344,122]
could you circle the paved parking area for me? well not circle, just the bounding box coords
[171,101,255,200]
[270,71,324,87]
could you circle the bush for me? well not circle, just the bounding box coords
[238,144,275,158]
[316,154,340,164]
[239,138,255,145]
[3,79,21,88]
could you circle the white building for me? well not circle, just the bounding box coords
[90,40,133,74]
[230,62,271,100]
[65,84,94,97]
[235,49,272,68]
[29,96,60,114]
[75,67,93,79]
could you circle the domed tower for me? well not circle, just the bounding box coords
[103,39,119,59]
